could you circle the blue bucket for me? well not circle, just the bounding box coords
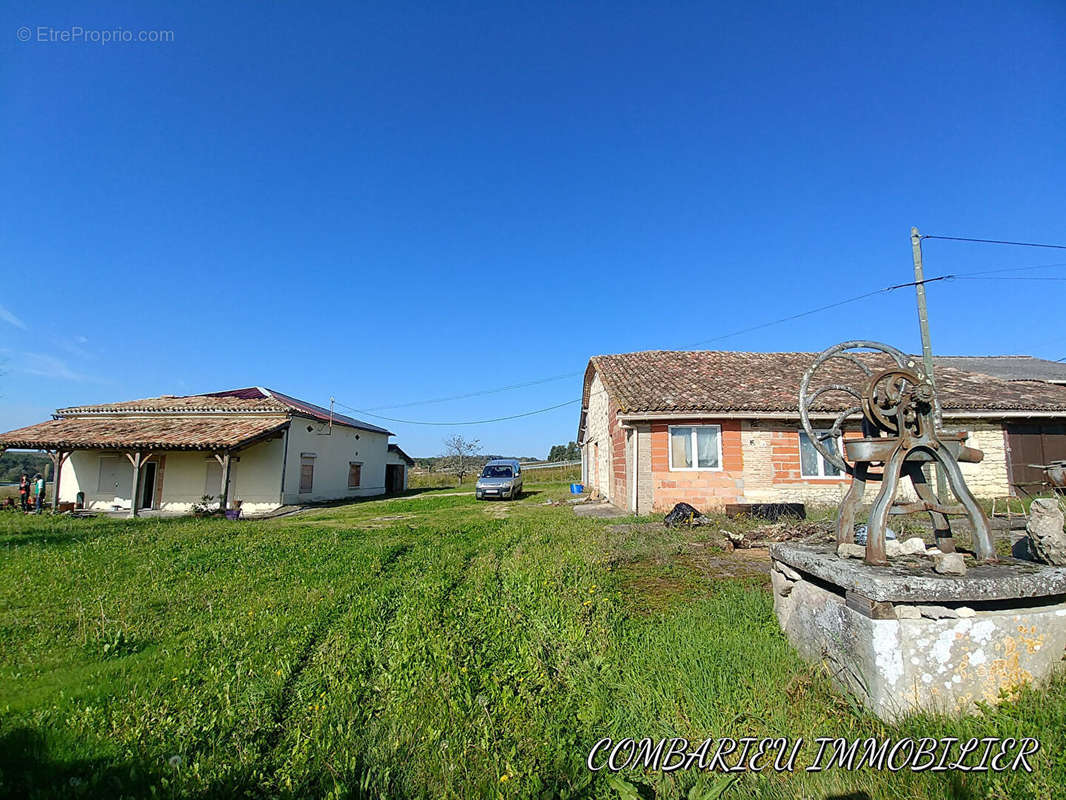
[570,483,584,494]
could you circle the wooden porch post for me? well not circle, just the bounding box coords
[218,451,232,511]
[126,451,144,518]
[50,450,72,512]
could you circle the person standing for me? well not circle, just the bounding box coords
[18,474,30,512]
[33,473,46,513]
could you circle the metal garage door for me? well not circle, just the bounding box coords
[1006,423,1066,494]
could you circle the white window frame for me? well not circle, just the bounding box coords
[798,429,843,479]
[667,424,723,472]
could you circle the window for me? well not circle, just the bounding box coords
[668,425,722,471]
[799,430,842,478]
[348,462,362,489]
[299,454,315,494]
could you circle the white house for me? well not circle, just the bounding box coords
[0,387,411,516]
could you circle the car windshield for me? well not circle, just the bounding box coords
[481,465,513,479]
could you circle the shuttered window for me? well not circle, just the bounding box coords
[299,455,315,494]
[348,462,362,488]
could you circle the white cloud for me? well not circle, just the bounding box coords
[54,335,93,359]
[19,352,101,383]
[0,305,26,330]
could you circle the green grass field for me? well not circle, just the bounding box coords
[1,482,1063,799]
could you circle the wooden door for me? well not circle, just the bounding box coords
[1007,424,1066,493]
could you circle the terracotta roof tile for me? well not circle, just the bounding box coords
[585,350,1066,416]
[55,386,392,435]
[0,415,290,451]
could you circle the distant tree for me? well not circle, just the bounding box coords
[0,451,51,483]
[442,435,481,484]
[546,441,581,462]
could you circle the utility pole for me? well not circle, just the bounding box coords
[910,226,948,498]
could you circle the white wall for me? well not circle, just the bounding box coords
[281,416,390,504]
[56,416,394,513]
[60,438,286,514]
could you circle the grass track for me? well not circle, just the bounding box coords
[1,483,1064,799]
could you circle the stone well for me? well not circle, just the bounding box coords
[770,542,1066,721]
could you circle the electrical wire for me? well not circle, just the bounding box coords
[335,279,934,424]
[359,371,582,411]
[922,235,1066,250]
[680,277,944,348]
[333,397,581,426]
[340,257,1066,418]
[954,276,1066,282]
[952,261,1066,277]
[331,251,1065,426]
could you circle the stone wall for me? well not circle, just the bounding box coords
[584,373,613,501]
[948,421,1012,499]
[636,425,653,514]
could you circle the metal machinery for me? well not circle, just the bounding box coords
[799,340,996,565]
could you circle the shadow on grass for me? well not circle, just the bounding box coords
[0,725,405,800]
[0,726,164,798]
[824,774,977,800]
[0,518,148,548]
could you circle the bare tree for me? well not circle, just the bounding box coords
[442,434,481,484]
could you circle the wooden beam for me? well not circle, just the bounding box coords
[219,451,232,512]
[50,450,71,513]
[127,451,144,518]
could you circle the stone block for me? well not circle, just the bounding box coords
[1027,498,1066,566]
[899,537,927,556]
[776,562,802,582]
[772,542,1066,604]
[934,552,967,576]
[837,542,866,559]
[771,569,1066,720]
[918,605,958,620]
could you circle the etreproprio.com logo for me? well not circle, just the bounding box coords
[17,25,174,44]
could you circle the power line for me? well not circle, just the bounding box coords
[334,397,581,426]
[330,254,1064,426]
[335,278,943,425]
[681,277,944,348]
[955,276,1066,282]
[922,235,1066,251]
[360,371,582,411]
[338,258,1066,418]
[952,260,1066,277]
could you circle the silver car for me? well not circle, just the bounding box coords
[475,459,523,500]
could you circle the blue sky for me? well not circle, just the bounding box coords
[2,1,1064,457]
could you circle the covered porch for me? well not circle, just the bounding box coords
[0,415,291,517]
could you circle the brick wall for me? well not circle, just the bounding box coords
[649,419,744,512]
[741,421,854,505]
[739,419,1013,505]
